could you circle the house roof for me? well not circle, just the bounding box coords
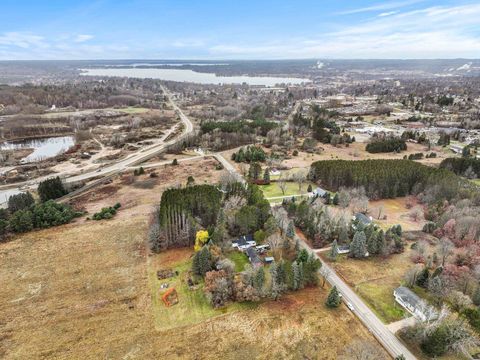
[234,234,254,246]
[314,187,327,196]
[394,286,422,309]
[355,213,372,225]
[246,247,262,265]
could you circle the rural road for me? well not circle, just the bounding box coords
[297,237,417,360]
[220,154,417,359]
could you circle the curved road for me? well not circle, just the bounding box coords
[0,85,194,198]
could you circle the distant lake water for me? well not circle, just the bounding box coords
[79,68,311,86]
[0,136,75,163]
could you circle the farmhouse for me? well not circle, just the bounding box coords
[393,286,436,321]
[232,235,256,251]
[353,213,372,226]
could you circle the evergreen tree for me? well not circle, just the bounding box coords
[248,162,262,180]
[37,177,67,202]
[8,192,35,214]
[326,286,341,308]
[292,261,304,290]
[307,184,313,193]
[269,263,281,300]
[253,266,265,295]
[416,267,430,288]
[367,231,378,255]
[350,231,367,258]
[473,286,480,306]
[263,168,270,184]
[286,221,295,239]
[376,230,386,255]
[329,240,339,261]
[332,193,339,205]
[193,246,212,277]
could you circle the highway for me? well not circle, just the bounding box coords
[0,85,194,200]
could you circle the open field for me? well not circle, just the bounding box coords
[0,156,389,359]
[282,141,451,169]
[227,250,250,272]
[149,248,256,331]
[321,241,422,324]
[368,197,426,231]
[259,181,314,199]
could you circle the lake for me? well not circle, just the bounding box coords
[79,68,311,86]
[0,136,75,163]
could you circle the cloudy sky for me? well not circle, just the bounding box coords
[0,0,479,59]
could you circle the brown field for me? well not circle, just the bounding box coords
[0,157,389,359]
[282,141,449,169]
[368,196,426,232]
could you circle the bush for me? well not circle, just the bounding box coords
[9,209,34,233]
[32,200,78,228]
[8,192,35,214]
[420,325,449,357]
[92,206,118,220]
[37,177,67,202]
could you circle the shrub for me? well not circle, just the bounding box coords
[92,206,118,220]
[8,192,35,214]
[9,209,34,233]
[37,177,67,202]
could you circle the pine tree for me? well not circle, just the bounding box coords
[263,168,270,184]
[376,230,386,255]
[253,267,265,295]
[269,263,281,300]
[307,184,313,193]
[292,261,304,290]
[286,221,295,239]
[329,240,339,260]
[350,231,367,258]
[332,193,339,205]
[416,267,430,288]
[473,286,480,306]
[193,246,212,277]
[326,286,341,308]
[367,231,378,255]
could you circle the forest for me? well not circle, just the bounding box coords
[309,159,469,201]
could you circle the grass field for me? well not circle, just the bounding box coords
[0,157,389,359]
[149,248,256,331]
[259,181,314,199]
[322,248,420,323]
[227,251,250,272]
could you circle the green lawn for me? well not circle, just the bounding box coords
[228,251,250,272]
[356,281,406,323]
[149,251,256,331]
[259,181,315,199]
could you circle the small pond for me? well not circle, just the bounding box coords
[0,136,75,163]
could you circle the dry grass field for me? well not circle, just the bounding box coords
[0,157,389,359]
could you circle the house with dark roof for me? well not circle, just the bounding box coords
[246,247,262,267]
[394,286,436,321]
[354,213,372,225]
[232,235,256,251]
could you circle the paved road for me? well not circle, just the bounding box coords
[296,237,416,360]
[0,85,194,198]
[220,153,417,359]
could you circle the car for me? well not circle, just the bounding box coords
[346,302,354,311]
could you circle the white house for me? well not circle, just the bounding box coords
[394,286,436,322]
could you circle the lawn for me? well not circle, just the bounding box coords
[321,246,424,324]
[227,251,250,272]
[116,106,151,114]
[259,181,315,199]
[149,248,256,331]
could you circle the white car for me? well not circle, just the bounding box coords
[346,302,354,311]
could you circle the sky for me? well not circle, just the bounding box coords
[0,0,479,60]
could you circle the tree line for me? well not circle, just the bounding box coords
[309,159,468,201]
